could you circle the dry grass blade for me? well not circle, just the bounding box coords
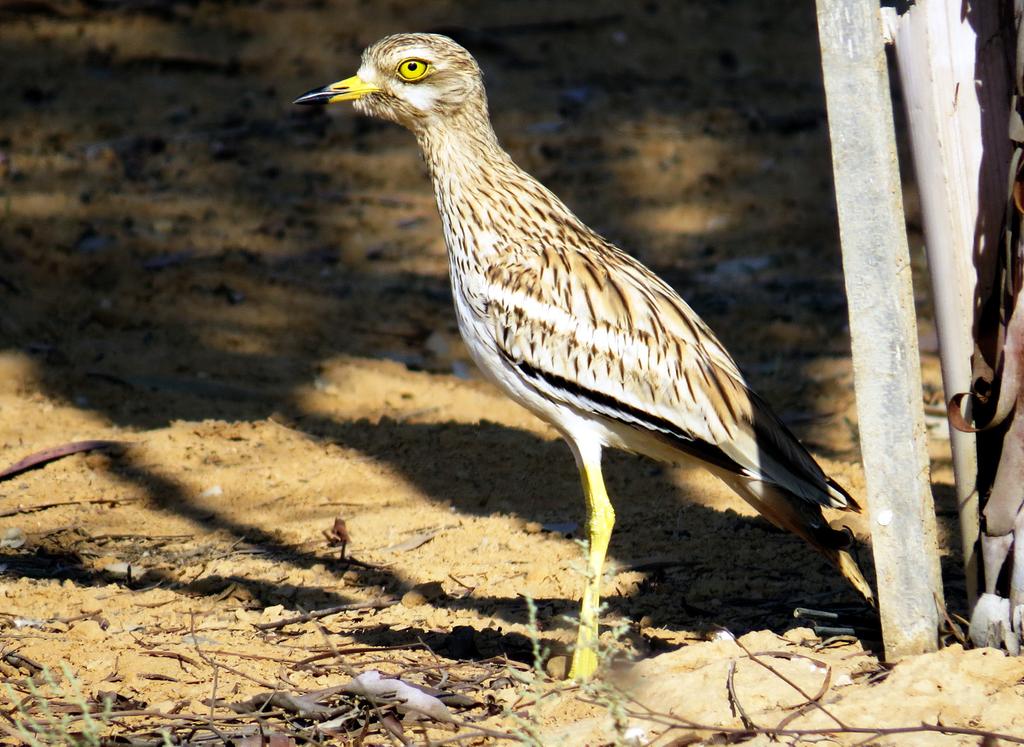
[380,528,443,553]
[252,598,396,631]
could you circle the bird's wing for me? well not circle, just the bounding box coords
[482,240,856,511]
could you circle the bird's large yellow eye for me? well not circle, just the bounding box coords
[397,58,430,81]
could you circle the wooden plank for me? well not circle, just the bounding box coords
[815,0,943,658]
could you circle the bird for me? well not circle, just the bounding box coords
[295,32,874,680]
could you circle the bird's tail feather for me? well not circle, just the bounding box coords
[824,546,875,607]
[718,472,876,605]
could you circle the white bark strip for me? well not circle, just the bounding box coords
[815,0,943,658]
[889,0,1011,609]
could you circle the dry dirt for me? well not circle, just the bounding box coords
[1,1,1022,745]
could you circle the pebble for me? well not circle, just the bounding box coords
[101,561,133,580]
[261,604,285,618]
[909,678,939,696]
[0,527,25,549]
[545,654,570,680]
[401,589,427,607]
[69,619,106,641]
[222,583,255,604]
[782,627,817,645]
[84,453,111,470]
[401,581,444,608]
[151,700,177,714]
[523,521,543,534]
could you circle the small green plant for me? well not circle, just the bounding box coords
[500,595,552,747]
[525,594,550,677]
[575,612,640,746]
[3,663,112,746]
[564,542,648,745]
[502,548,645,746]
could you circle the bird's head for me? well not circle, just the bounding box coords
[295,33,487,133]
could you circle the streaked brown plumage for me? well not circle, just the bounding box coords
[297,33,874,679]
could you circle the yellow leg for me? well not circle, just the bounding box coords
[568,456,616,680]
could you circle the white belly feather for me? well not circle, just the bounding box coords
[442,222,614,460]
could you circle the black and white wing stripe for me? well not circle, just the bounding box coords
[481,242,857,512]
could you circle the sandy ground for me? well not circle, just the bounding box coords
[1,1,1023,744]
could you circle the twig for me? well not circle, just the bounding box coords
[253,598,396,631]
[0,720,27,741]
[725,660,756,730]
[17,708,279,723]
[141,650,200,669]
[618,686,1024,745]
[93,532,193,542]
[2,650,43,674]
[0,440,124,481]
[307,613,403,747]
[650,715,1024,745]
[201,649,300,664]
[0,497,137,517]
[447,573,476,596]
[379,528,444,553]
[295,642,431,668]
[379,712,411,745]
[417,726,520,744]
[936,593,968,646]
[188,614,278,691]
[729,634,845,730]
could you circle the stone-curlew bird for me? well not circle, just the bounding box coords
[296,33,873,680]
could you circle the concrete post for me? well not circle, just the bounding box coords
[815,0,943,658]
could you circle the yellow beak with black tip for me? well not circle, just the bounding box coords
[294,75,380,105]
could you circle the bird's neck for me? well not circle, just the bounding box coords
[415,115,579,266]
[416,114,514,198]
